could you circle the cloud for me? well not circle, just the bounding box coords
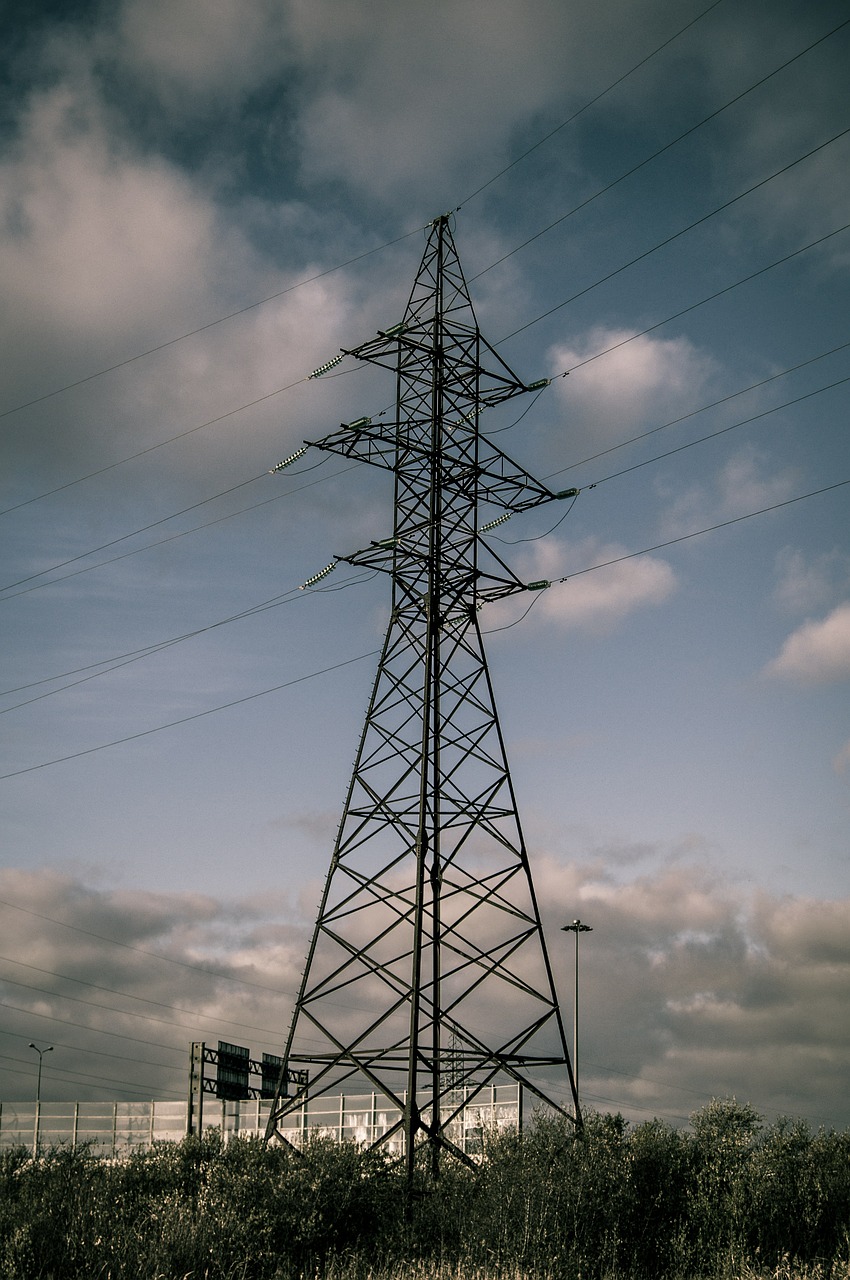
[763,602,850,684]
[531,854,850,1127]
[113,0,288,108]
[3,861,848,1129]
[502,534,676,632]
[0,868,308,1104]
[548,328,719,450]
[284,0,707,206]
[658,446,797,541]
[0,55,370,493]
[706,41,850,270]
[773,546,850,613]
[833,740,850,775]
[696,2,850,271]
[1,78,227,349]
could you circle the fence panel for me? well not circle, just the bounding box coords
[0,1084,520,1155]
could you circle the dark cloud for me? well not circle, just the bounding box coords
[2,863,846,1127]
[0,868,307,1103]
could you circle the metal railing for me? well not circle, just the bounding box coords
[0,1083,520,1157]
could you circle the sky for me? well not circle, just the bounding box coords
[1,0,848,1133]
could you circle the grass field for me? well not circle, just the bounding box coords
[1,1100,848,1279]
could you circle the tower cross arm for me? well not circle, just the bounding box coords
[308,420,399,472]
[477,440,578,513]
[335,538,400,575]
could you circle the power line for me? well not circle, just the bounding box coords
[2,6,841,478]
[473,16,850,285]
[580,373,850,491]
[0,565,374,715]
[0,988,197,1049]
[508,219,850,344]
[543,337,850,479]
[0,590,303,697]
[544,479,850,588]
[3,479,844,782]
[0,0,731,433]
[0,895,305,996]
[0,565,374,712]
[1,473,270,594]
[0,952,288,1022]
[0,227,425,424]
[1,1040,178,1076]
[6,204,847,611]
[0,995,270,1057]
[488,122,850,327]
[458,0,728,208]
[0,649,380,780]
[0,602,301,713]
[0,375,322,517]
[0,970,287,1039]
[0,461,362,603]
[0,1054,186,1100]
[2,24,843,547]
[5,323,846,623]
[8,109,844,540]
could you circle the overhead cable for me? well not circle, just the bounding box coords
[6,209,847,606]
[508,219,850,344]
[543,337,850,478]
[0,895,304,996]
[492,122,850,329]
[458,0,728,208]
[532,479,850,593]
[0,953,289,1027]
[0,650,381,781]
[2,480,844,781]
[0,463,363,603]
[0,228,425,424]
[4,6,843,443]
[475,15,850,284]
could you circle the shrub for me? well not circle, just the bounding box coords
[1,1102,848,1278]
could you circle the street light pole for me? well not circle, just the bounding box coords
[561,921,591,1119]
[28,1042,53,1154]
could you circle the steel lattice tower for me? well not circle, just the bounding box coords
[265,215,580,1174]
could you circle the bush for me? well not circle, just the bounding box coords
[0,1103,848,1279]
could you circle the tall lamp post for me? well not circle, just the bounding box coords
[28,1042,53,1154]
[561,921,591,1119]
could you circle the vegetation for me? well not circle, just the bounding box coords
[1,1099,848,1279]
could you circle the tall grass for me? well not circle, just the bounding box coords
[0,1100,848,1279]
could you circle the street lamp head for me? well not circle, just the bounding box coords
[561,919,592,934]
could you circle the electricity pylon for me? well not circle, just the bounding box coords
[265,214,580,1177]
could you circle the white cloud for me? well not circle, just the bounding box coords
[505,534,676,632]
[548,328,719,450]
[0,59,370,490]
[764,602,850,684]
[773,546,850,613]
[717,449,796,517]
[2,85,218,336]
[3,861,849,1128]
[114,0,288,107]
[659,447,796,541]
[531,853,850,1127]
[0,868,308,1103]
[0,71,272,445]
